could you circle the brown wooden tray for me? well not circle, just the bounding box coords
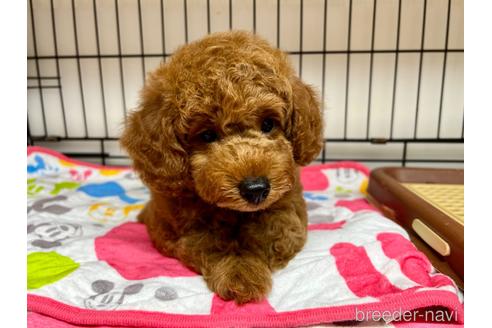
[367,167,463,289]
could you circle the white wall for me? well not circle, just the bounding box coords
[28,0,464,167]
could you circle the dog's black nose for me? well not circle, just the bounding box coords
[238,177,270,205]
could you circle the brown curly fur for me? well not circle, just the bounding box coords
[120,31,323,304]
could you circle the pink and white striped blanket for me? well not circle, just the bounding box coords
[27,146,463,327]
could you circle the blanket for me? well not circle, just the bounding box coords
[27,146,464,327]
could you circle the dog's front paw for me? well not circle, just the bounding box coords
[205,255,272,304]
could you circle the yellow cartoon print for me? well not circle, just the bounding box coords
[100,169,123,177]
[359,178,368,195]
[88,202,144,224]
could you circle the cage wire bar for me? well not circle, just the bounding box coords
[27,0,464,167]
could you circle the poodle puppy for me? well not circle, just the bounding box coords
[120,31,323,304]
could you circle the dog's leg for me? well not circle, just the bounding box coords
[204,252,272,304]
[174,231,272,304]
[241,198,308,271]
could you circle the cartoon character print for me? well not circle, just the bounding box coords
[324,167,366,198]
[50,181,80,195]
[304,192,330,201]
[27,195,71,215]
[308,205,354,224]
[88,202,144,224]
[27,221,82,249]
[123,171,139,181]
[154,286,178,301]
[27,155,59,177]
[306,201,322,212]
[27,178,80,198]
[27,178,44,197]
[69,169,92,182]
[306,199,354,224]
[84,280,143,310]
[100,169,124,177]
[78,181,141,204]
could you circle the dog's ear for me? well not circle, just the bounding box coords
[120,75,188,194]
[288,76,323,166]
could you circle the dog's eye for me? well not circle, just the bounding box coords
[199,130,218,143]
[261,118,275,133]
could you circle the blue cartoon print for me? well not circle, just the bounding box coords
[27,155,46,174]
[303,192,330,201]
[27,155,59,176]
[78,182,140,204]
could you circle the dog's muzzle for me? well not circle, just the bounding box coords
[238,176,270,205]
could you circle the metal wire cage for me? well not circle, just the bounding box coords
[27,0,464,167]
